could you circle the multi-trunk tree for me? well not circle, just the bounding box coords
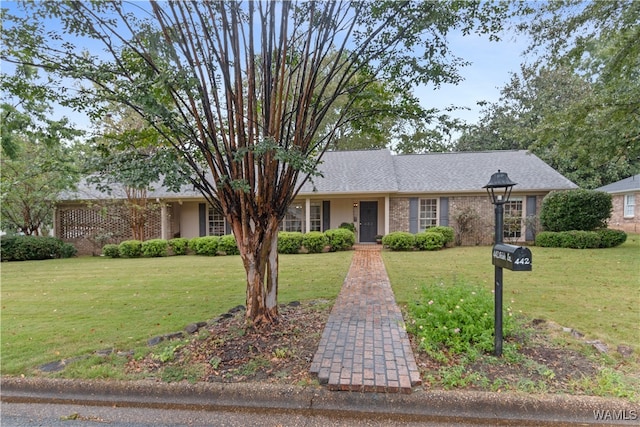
[2,1,508,326]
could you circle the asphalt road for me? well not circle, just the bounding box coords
[0,401,576,427]
[2,377,638,427]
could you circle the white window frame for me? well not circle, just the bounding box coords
[418,198,438,232]
[208,206,226,236]
[281,204,304,232]
[310,202,322,232]
[504,197,523,240]
[624,194,635,218]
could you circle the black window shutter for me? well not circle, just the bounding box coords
[199,203,206,237]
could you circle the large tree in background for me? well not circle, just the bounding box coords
[1,63,83,234]
[458,0,639,188]
[2,1,508,325]
[86,102,191,241]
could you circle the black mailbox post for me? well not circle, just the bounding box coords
[484,170,533,357]
[492,244,532,271]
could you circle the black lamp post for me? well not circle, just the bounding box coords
[483,170,517,357]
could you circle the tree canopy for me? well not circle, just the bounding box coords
[457,0,639,188]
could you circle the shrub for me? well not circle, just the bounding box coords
[415,231,445,251]
[560,230,601,249]
[535,231,564,247]
[192,236,219,256]
[408,281,515,360]
[426,226,455,245]
[382,231,415,251]
[59,242,77,259]
[218,234,239,255]
[536,230,625,249]
[597,229,627,248]
[339,222,356,234]
[168,238,189,255]
[540,189,612,232]
[141,239,168,257]
[0,236,76,261]
[599,228,628,248]
[277,232,303,254]
[188,237,203,254]
[303,231,328,254]
[119,240,142,258]
[102,244,120,258]
[324,228,355,252]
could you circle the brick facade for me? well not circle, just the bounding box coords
[56,201,167,255]
[388,195,542,246]
[389,197,410,232]
[608,193,639,233]
[449,196,495,246]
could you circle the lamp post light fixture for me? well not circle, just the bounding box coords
[484,170,517,357]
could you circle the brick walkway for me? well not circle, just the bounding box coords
[310,245,422,393]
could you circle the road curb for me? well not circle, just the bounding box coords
[2,377,638,425]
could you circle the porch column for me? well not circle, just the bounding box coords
[160,202,169,240]
[305,198,311,234]
[384,195,390,235]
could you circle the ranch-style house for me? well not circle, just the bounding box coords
[55,149,578,255]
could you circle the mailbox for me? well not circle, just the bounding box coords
[492,244,532,271]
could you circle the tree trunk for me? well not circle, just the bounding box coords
[234,216,280,327]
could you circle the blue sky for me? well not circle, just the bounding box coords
[417,30,532,126]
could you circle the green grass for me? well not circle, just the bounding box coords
[1,252,352,375]
[384,234,640,354]
[2,235,638,380]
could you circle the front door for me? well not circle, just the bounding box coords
[359,201,378,243]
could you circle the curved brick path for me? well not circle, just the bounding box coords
[310,245,422,393]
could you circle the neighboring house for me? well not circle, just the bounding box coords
[597,174,640,233]
[55,149,577,254]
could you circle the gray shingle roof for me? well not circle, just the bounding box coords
[299,149,577,195]
[300,149,398,193]
[60,149,577,201]
[596,175,640,193]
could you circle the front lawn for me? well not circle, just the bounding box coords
[0,252,353,374]
[384,233,640,355]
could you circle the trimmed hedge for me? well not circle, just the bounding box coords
[536,229,627,249]
[325,228,355,252]
[540,189,612,232]
[303,231,328,254]
[218,234,239,255]
[190,236,219,256]
[278,232,304,254]
[141,239,168,257]
[168,238,189,255]
[415,231,445,251]
[382,232,415,251]
[1,235,77,261]
[119,240,142,258]
[426,226,455,245]
[597,228,627,248]
[102,244,120,258]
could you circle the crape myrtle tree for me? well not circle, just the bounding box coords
[1,1,508,326]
